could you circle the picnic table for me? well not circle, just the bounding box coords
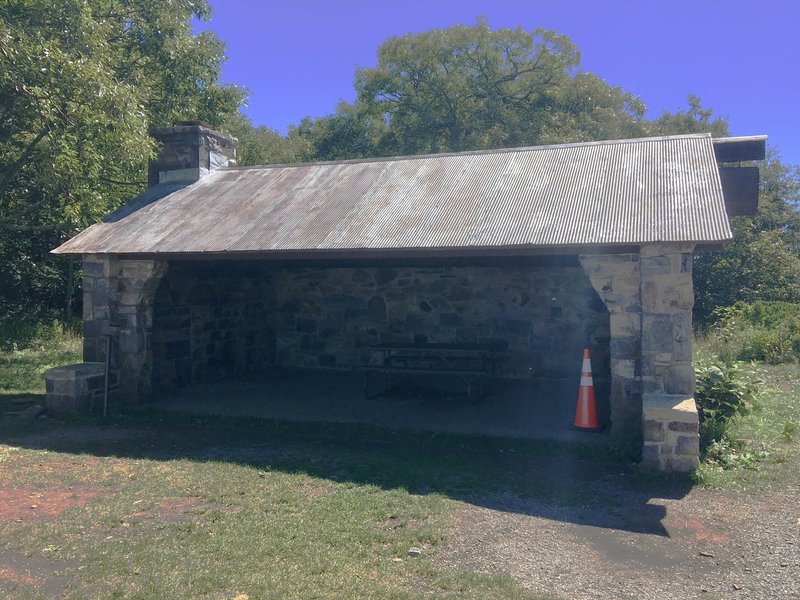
[363,340,506,400]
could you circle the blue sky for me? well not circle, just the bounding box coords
[200,0,799,165]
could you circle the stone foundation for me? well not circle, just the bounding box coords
[45,362,109,414]
[641,394,700,471]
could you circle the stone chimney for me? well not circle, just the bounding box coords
[147,120,237,187]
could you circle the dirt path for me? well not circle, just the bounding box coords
[439,481,799,599]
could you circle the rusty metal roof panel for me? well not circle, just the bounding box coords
[54,133,733,256]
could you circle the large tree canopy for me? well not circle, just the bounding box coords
[0,0,243,235]
[0,0,243,320]
[287,19,670,162]
[355,19,581,154]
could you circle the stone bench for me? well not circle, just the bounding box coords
[45,362,106,415]
[642,393,700,472]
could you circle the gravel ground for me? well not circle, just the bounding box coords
[438,477,799,600]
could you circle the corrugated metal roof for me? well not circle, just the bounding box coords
[53,133,733,256]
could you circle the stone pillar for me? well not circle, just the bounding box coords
[117,260,168,403]
[45,363,106,414]
[579,253,642,444]
[81,255,167,404]
[639,244,695,396]
[639,244,699,472]
[82,254,119,364]
[642,394,700,471]
[581,245,700,470]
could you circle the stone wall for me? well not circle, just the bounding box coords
[147,261,610,386]
[579,253,643,444]
[152,262,275,391]
[45,362,107,414]
[579,243,698,456]
[82,255,167,404]
[273,263,610,381]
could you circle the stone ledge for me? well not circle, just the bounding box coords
[643,393,697,422]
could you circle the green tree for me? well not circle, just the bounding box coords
[222,113,309,166]
[694,150,800,323]
[354,18,581,154]
[536,71,648,144]
[0,0,243,320]
[293,101,389,161]
[651,94,730,137]
[302,19,654,160]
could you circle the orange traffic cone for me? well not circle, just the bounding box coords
[573,347,600,430]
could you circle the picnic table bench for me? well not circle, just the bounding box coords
[363,340,507,400]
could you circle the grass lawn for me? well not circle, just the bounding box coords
[0,333,798,598]
[0,413,608,599]
[0,327,81,395]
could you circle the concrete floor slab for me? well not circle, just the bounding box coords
[155,368,611,445]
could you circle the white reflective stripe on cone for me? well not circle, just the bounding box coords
[580,376,593,386]
[582,358,592,371]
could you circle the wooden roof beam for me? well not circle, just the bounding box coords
[713,135,767,163]
[713,135,767,217]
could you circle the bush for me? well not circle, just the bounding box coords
[702,301,800,364]
[695,357,761,453]
[0,317,81,352]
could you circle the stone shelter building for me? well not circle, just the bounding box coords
[50,122,764,471]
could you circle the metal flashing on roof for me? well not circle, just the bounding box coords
[53,133,737,257]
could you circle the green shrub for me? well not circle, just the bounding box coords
[695,358,761,453]
[0,317,81,352]
[703,301,800,364]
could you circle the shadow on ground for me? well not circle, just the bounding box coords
[0,398,692,538]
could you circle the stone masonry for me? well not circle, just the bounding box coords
[272,263,610,382]
[44,362,106,414]
[147,122,237,187]
[579,253,643,444]
[82,254,167,404]
[642,394,700,471]
[75,244,699,471]
[580,243,699,469]
[148,260,609,392]
[151,262,274,390]
[640,244,696,397]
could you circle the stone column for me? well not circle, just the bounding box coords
[81,255,167,404]
[117,260,168,403]
[640,244,699,471]
[581,245,700,470]
[82,254,119,364]
[639,244,695,396]
[579,253,642,444]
